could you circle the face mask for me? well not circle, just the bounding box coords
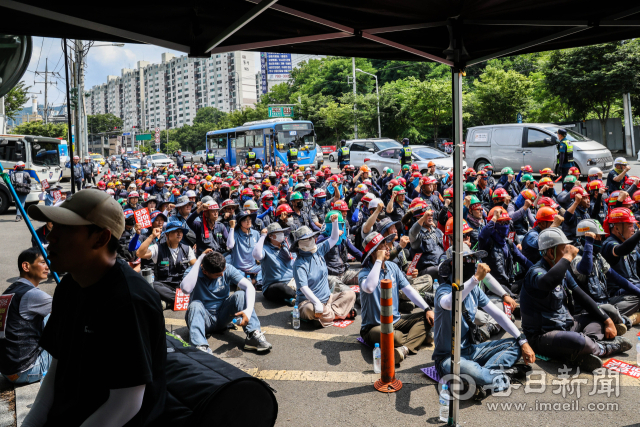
[294,201,304,209]
[272,233,285,243]
[298,238,317,253]
[286,217,294,226]
[495,224,510,238]
[463,263,476,282]
[316,197,326,205]
[486,170,493,176]
[264,199,273,207]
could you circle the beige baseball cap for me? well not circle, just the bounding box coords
[28,189,125,239]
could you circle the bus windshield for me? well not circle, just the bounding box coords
[275,124,316,153]
[31,141,60,167]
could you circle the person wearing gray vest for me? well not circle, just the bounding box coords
[0,248,52,385]
[10,161,31,222]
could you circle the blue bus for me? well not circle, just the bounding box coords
[205,118,322,169]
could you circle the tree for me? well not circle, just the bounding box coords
[4,81,30,121]
[139,143,155,155]
[317,100,353,142]
[544,42,640,144]
[403,77,451,140]
[164,140,181,155]
[87,113,124,134]
[469,66,533,125]
[193,107,227,126]
[10,121,67,138]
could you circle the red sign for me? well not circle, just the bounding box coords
[603,358,640,379]
[133,208,152,228]
[508,231,516,241]
[0,294,14,339]
[321,146,335,155]
[333,320,353,328]
[41,180,50,190]
[52,190,62,203]
[174,289,190,311]
[350,285,360,293]
[406,253,422,276]
[503,302,512,317]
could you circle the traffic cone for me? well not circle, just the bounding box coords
[374,279,403,393]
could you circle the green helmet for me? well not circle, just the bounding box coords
[385,167,394,174]
[402,164,410,171]
[214,172,221,177]
[563,175,577,184]
[501,167,514,175]
[393,185,406,195]
[521,173,535,182]
[324,210,344,223]
[290,191,304,201]
[469,195,481,205]
[463,182,478,192]
[169,174,175,179]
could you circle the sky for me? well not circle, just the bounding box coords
[23,37,259,109]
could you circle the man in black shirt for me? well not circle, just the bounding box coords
[25,190,166,427]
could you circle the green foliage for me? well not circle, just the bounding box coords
[87,113,123,134]
[10,121,67,138]
[139,143,155,155]
[4,81,30,121]
[164,140,181,155]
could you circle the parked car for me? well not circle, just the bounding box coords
[328,138,402,166]
[147,153,175,168]
[424,138,451,152]
[195,150,207,163]
[364,145,467,179]
[465,124,613,176]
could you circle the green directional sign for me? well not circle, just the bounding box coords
[268,105,294,118]
[135,134,152,141]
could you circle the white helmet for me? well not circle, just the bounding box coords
[261,190,274,199]
[15,161,25,169]
[614,157,628,166]
[588,167,602,176]
[538,228,572,251]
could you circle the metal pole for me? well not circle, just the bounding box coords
[449,68,464,426]
[375,75,381,138]
[373,278,402,393]
[63,39,76,194]
[352,57,357,138]
[623,93,632,156]
[628,93,636,157]
[0,162,60,285]
[43,59,48,124]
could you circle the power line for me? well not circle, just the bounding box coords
[34,38,44,80]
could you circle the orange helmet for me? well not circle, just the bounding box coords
[464,168,477,178]
[409,199,428,216]
[445,218,472,235]
[427,161,436,167]
[488,206,511,221]
[536,207,558,222]
[360,165,371,173]
[520,189,537,201]
[203,182,214,191]
[275,204,293,216]
[537,177,554,188]
[633,190,640,203]
[539,168,555,176]
[587,180,604,192]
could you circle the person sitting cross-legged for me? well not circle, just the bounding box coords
[359,231,434,365]
[252,223,297,306]
[433,245,535,400]
[180,250,272,354]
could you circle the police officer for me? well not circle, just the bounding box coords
[137,221,197,310]
[246,147,257,168]
[206,149,216,167]
[121,154,131,170]
[10,162,31,222]
[66,155,84,192]
[287,142,298,170]
[556,128,574,180]
[337,140,350,168]
[400,138,412,169]
[521,227,631,372]
[82,158,96,186]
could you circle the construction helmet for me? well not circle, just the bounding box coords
[576,219,606,236]
[538,228,572,251]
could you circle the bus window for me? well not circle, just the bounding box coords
[215,135,227,148]
[0,140,22,162]
[230,135,236,148]
[31,141,61,167]
[275,125,316,153]
[236,134,245,148]
[255,134,264,147]
[245,134,254,147]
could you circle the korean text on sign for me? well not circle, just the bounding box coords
[174,289,190,311]
[134,208,153,228]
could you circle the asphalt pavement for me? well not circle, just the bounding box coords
[2,158,640,426]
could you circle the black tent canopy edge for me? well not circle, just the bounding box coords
[0,0,639,65]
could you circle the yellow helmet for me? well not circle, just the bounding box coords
[137,169,142,173]
[115,181,122,186]
[205,175,212,181]
[254,164,260,169]
[107,182,115,188]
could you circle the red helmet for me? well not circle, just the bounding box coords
[389,179,399,187]
[568,166,580,177]
[536,207,558,222]
[268,185,278,193]
[587,180,604,192]
[464,168,476,177]
[241,188,254,197]
[411,171,422,178]
[220,182,230,188]
[569,186,588,199]
[231,180,240,188]
[97,181,106,190]
[522,165,533,173]
[171,188,180,196]
[409,199,428,216]
[188,178,197,185]
[633,190,640,203]
[445,218,472,236]
[276,204,293,216]
[537,197,559,209]
[443,188,453,198]
[492,188,508,200]
[214,177,223,184]
[488,206,511,221]
[396,178,406,187]
[608,207,638,224]
[332,200,349,212]
[411,164,419,171]
[150,179,156,186]
[280,178,288,185]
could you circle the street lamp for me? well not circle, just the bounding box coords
[355,68,381,138]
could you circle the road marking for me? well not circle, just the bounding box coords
[253,369,433,385]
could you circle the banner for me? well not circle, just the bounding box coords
[52,190,62,203]
[406,253,422,276]
[133,208,152,228]
[266,53,292,80]
[41,179,50,190]
[174,289,190,311]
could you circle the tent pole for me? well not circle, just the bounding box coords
[449,67,464,427]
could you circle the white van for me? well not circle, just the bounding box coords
[465,124,613,176]
[0,135,62,214]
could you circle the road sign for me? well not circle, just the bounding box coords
[135,134,152,141]
[122,132,131,136]
[155,128,160,144]
[516,113,523,123]
[268,105,294,118]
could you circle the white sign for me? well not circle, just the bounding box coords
[289,131,297,136]
[155,128,160,144]
[474,132,488,142]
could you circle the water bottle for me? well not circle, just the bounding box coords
[232,316,243,325]
[433,279,439,293]
[292,306,300,329]
[41,370,47,384]
[439,384,450,422]
[373,343,381,374]
[636,336,640,366]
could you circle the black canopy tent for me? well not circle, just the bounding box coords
[3,1,639,424]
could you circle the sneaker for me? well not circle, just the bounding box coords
[599,336,633,357]
[628,312,640,326]
[393,346,409,364]
[615,323,628,336]
[503,363,532,382]
[244,330,272,352]
[15,216,21,222]
[196,345,213,355]
[473,386,488,401]
[576,354,603,372]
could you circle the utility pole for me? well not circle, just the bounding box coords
[35,58,58,124]
[352,57,357,138]
[74,39,88,159]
